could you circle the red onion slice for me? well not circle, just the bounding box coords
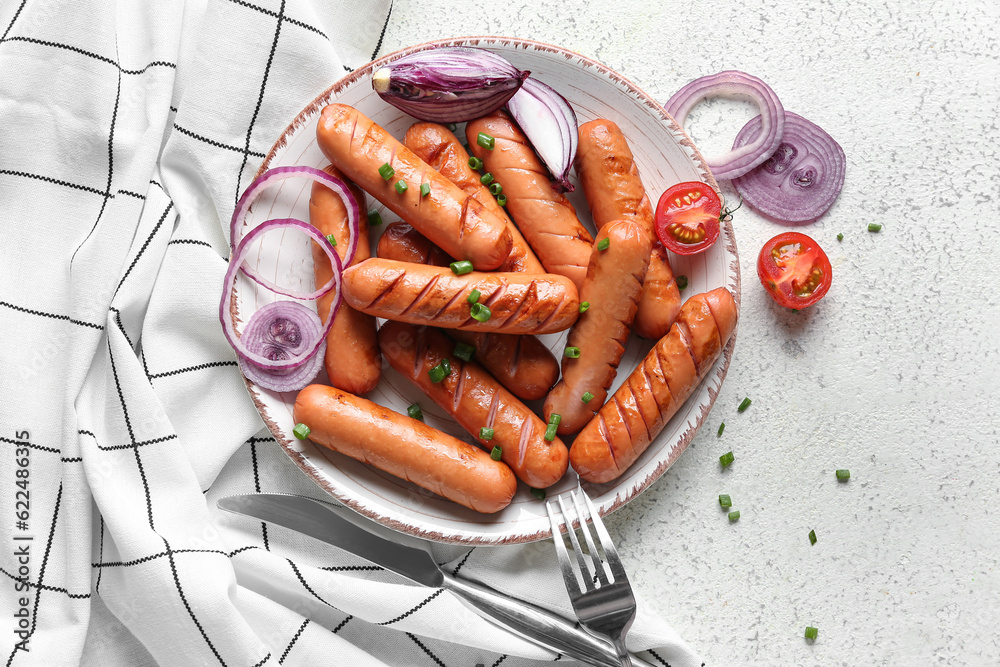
[731,111,846,224]
[230,166,359,299]
[220,217,342,378]
[506,77,578,192]
[236,301,327,392]
[372,47,528,122]
[664,71,785,181]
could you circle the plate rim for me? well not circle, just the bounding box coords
[235,35,742,545]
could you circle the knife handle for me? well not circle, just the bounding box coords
[441,572,654,667]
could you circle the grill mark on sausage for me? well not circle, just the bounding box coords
[626,380,652,443]
[433,284,467,319]
[676,322,702,374]
[517,418,532,469]
[536,291,569,331]
[457,196,471,240]
[486,390,500,429]
[508,336,522,377]
[400,274,440,316]
[452,363,466,412]
[421,137,450,169]
[499,280,536,328]
[368,271,407,309]
[412,329,428,379]
[596,412,618,470]
[651,344,672,417]
[612,395,632,442]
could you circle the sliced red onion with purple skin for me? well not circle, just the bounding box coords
[237,301,327,392]
[731,111,846,224]
[372,47,529,122]
[663,71,785,181]
[220,218,341,389]
[506,77,578,192]
[230,166,359,299]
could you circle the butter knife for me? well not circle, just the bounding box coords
[218,493,653,667]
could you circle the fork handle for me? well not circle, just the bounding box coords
[442,572,653,667]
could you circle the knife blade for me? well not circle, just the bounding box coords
[218,493,654,667]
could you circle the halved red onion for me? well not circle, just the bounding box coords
[237,301,327,392]
[220,217,342,390]
[230,166,359,299]
[663,71,785,181]
[731,111,846,224]
[506,77,578,192]
[372,47,528,122]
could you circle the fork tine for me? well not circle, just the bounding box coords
[580,487,629,584]
[557,494,597,588]
[545,499,583,599]
[572,487,611,586]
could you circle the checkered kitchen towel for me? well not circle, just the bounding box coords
[0,1,702,665]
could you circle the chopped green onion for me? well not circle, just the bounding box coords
[467,289,481,303]
[530,487,546,500]
[677,275,689,290]
[804,626,818,640]
[809,529,817,545]
[481,427,495,441]
[868,223,882,232]
[728,510,740,522]
[480,172,494,185]
[597,237,610,251]
[395,180,408,194]
[836,469,851,481]
[477,132,495,150]
[367,209,383,226]
[453,342,475,362]
[489,182,502,196]
[837,232,844,241]
[378,163,394,181]
[407,403,424,421]
[543,423,558,442]
[718,494,732,508]
[579,301,590,313]
[720,451,735,467]
[450,260,474,275]
[738,397,752,413]
[717,422,725,437]
[548,413,561,426]
[428,362,450,383]
[326,234,337,247]
[446,122,458,132]
[292,423,311,440]
[497,194,507,206]
[490,444,502,460]
[470,302,491,322]
[440,358,451,375]
[420,182,431,197]
[582,391,594,403]
[564,346,581,359]
[468,156,483,170]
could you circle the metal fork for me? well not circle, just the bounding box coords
[546,486,637,667]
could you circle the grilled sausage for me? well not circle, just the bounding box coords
[576,119,682,339]
[376,221,452,267]
[466,110,593,289]
[293,384,516,513]
[376,222,559,400]
[316,104,513,270]
[310,165,380,394]
[342,258,580,335]
[569,288,737,483]
[379,322,569,489]
[404,122,543,274]
[543,220,650,434]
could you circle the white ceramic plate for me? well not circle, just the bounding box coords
[232,37,740,544]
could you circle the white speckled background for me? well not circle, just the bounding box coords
[381,1,1000,665]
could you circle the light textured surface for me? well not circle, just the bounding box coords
[381,1,1000,665]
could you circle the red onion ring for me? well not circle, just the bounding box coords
[219,217,342,374]
[731,111,846,224]
[236,301,327,392]
[230,166,359,300]
[664,71,785,181]
[506,77,578,192]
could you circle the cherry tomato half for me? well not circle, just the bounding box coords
[757,232,832,308]
[654,181,722,255]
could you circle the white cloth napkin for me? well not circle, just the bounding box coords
[0,1,703,665]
